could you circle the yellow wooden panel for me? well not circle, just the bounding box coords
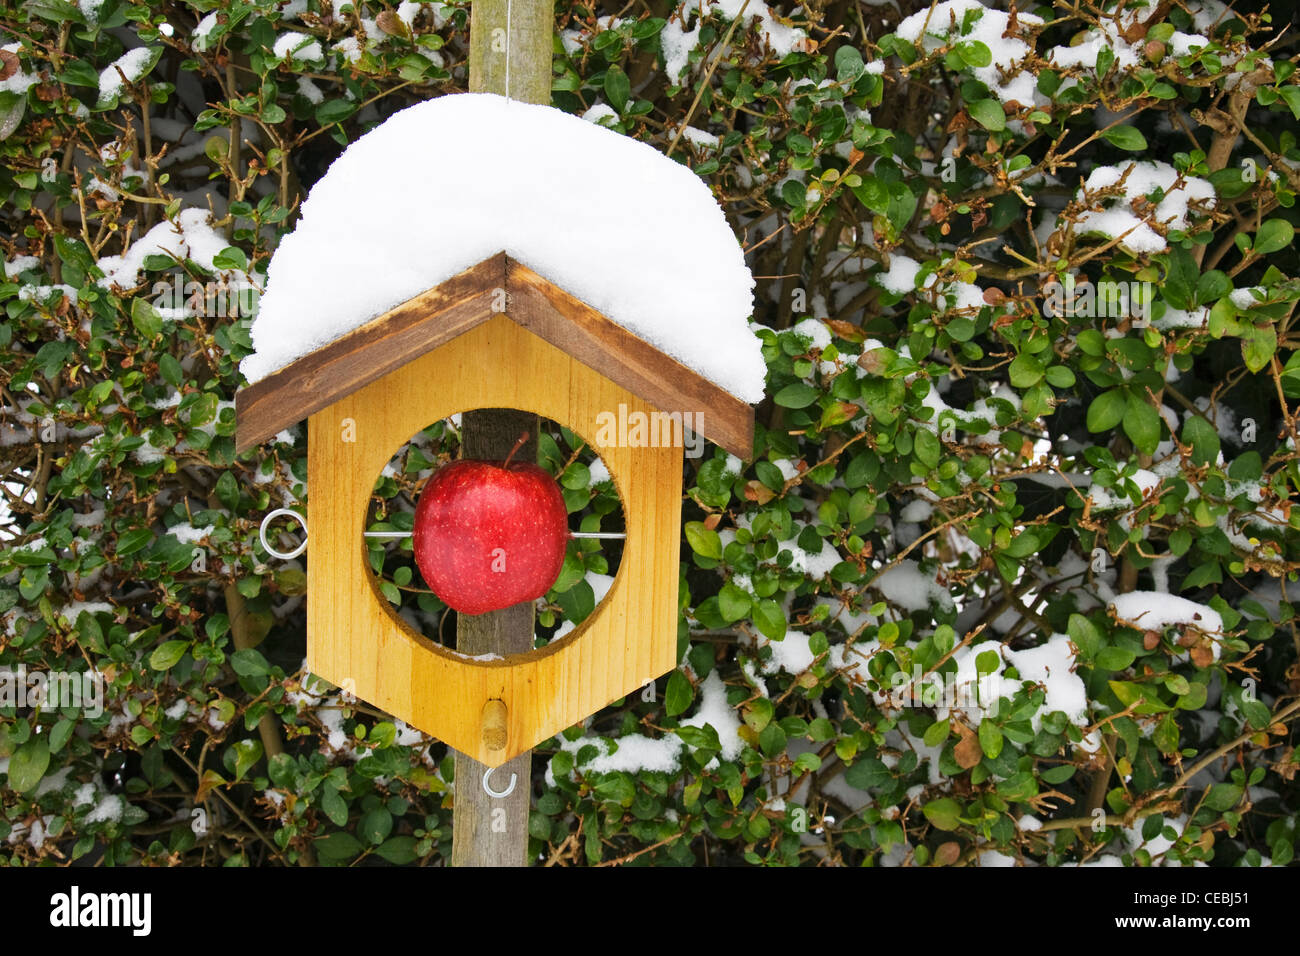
[307,314,682,766]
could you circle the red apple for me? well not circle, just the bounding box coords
[412,455,568,616]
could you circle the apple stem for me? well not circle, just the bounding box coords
[501,430,530,469]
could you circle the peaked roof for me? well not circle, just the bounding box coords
[235,253,755,457]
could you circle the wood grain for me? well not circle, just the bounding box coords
[453,406,538,868]
[455,2,553,866]
[305,314,683,767]
[236,254,505,452]
[505,258,755,458]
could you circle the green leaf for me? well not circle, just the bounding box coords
[315,100,356,126]
[978,719,1003,759]
[131,297,163,340]
[1096,646,1136,671]
[793,751,822,773]
[1254,219,1294,256]
[1153,714,1180,754]
[1162,246,1198,310]
[843,757,891,790]
[0,91,24,142]
[758,721,787,757]
[560,462,590,489]
[604,65,630,113]
[968,98,1005,131]
[8,736,50,793]
[1008,352,1044,388]
[1102,125,1147,150]
[1204,783,1242,812]
[684,521,722,560]
[1095,45,1115,78]
[1281,85,1300,120]
[212,246,248,271]
[773,383,819,408]
[1041,764,1076,784]
[115,527,154,556]
[1181,415,1220,466]
[57,59,100,87]
[886,182,918,233]
[1086,388,1126,432]
[922,797,963,831]
[743,697,774,733]
[230,648,270,678]
[665,670,693,717]
[1241,322,1276,373]
[50,719,75,753]
[1122,392,1162,455]
[717,583,752,622]
[159,353,184,387]
[315,832,363,861]
[632,17,666,39]
[149,640,189,671]
[376,835,419,864]
[320,786,348,826]
[1195,270,1231,304]
[913,428,940,468]
[1228,450,1262,481]
[834,45,865,82]
[923,719,950,747]
[675,724,720,751]
[1045,365,1076,388]
[360,808,393,845]
[753,599,787,641]
[959,40,992,68]
[231,739,263,781]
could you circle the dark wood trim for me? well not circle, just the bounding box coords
[235,251,756,458]
[505,258,754,458]
[235,254,506,452]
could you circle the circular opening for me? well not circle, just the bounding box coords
[364,410,625,651]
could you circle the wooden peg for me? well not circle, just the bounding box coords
[481,698,508,753]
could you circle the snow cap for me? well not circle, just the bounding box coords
[243,92,765,403]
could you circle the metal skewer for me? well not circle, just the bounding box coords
[260,510,625,562]
[362,530,626,539]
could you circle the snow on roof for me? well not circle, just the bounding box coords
[243,92,765,403]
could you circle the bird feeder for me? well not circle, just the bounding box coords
[235,252,754,766]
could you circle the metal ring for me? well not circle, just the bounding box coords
[259,508,307,560]
[482,765,517,799]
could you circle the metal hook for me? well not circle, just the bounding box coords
[259,508,308,560]
[481,765,517,799]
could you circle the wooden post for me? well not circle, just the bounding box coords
[469,0,555,106]
[452,0,554,868]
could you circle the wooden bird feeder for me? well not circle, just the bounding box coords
[235,252,753,767]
